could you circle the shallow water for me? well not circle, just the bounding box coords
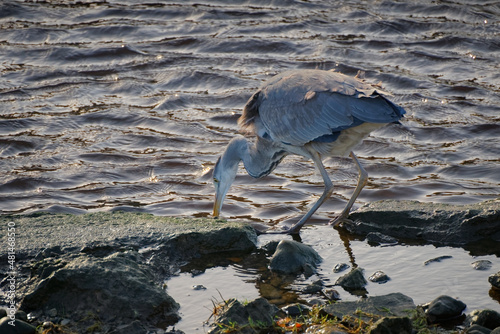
[1,0,499,331]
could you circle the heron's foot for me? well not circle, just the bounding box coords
[328,214,353,227]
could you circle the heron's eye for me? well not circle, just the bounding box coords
[213,177,219,183]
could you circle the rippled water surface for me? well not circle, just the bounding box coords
[1,0,499,331]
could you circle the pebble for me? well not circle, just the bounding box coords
[489,272,500,289]
[471,260,492,270]
[301,280,323,294]
[192,284,206,290]
[369,270,390,283]
[333,263,350,273]
[424,255,453,266]
[282,303,310,317]
[322,288,341,301]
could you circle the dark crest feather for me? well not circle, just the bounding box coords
[238,91,260,133]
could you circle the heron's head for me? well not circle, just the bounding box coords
[212,137,246,218]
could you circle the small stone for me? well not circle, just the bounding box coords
[489,272,500,289]
[282,303,310,317]
[47,308,58,317]
[425,295,466,323]
[472,260,493,270]
[307,298,324,306]
[323,288,341,301]
[333,263,350,273]
[335,267,367,291]
[60,318,71,326]
[424,255,453,266]
[0,317,37,334]
[15,310,28,322]
[42,321,54,329]
[301,280,323,294]
[369,270,390,283]
[192,285,206,290]
[368,316,412,334]
[467,309,500,330]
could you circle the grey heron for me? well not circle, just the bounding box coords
[213,69,406,234]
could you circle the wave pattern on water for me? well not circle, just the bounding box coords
[0,0,499,222]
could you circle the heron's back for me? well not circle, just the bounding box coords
[239,69,405,152]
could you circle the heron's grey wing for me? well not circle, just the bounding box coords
[255,69,405,146]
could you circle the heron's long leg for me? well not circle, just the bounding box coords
[287,151,334,234]
[330,151,367,226]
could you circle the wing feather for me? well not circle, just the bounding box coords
[240,69,405,146]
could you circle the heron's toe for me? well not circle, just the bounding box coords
[328,215,353,227]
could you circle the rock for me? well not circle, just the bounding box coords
[466,324,493,334]
[424,255,452,265]
[282,303,310,317]
[472,260,493,270]
[467,310,500,330]
[489,272,500,289]
[269,240,321,275]
[347,199,500,247]
[20,251,180,333]
[192,285,207,290]
[369,270,390,283]
[333,263,350,273]
[15,310,28,322]
[492,327,500,334]
[0,316,36,334]
[208,298,279,334]
[425,295,466,323]
[301,280,323,294]
[366,232,398,245]
[335,267,367,291]
[368,316,412,334]
[0,212,258,261]
[323,293,416,320]
[322,288,341,301]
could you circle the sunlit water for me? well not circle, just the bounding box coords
[1,0,499,331]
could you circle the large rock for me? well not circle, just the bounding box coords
[0,212,258,261]
[20,251,180,333]
[269,239,322,275]
[346,200,500,247]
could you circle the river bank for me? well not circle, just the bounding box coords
[0,199,499,333]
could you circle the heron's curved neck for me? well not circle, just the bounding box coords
[242,137,287,179]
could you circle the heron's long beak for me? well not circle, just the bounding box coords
[213,193,223,218]
[212,182,225,218]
